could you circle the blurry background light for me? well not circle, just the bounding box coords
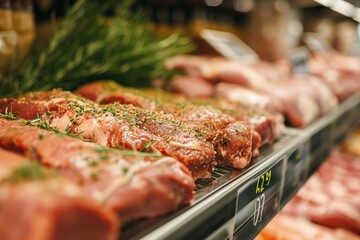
[204,0,223,7]
[233,0,254,13]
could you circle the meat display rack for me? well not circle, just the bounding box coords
[122,94,360,240]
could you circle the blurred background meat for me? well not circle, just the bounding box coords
[281,151,360,232]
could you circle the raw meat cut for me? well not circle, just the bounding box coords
[169,75,215,98]
[0,118,195,223]
[308,53,360,101]
[216,76,338,128]
[166,55,268,88]
[76,81,262,167]
[76,80,282,147]
[165,54,342,127]
[190,97,284,145]
[0,90,215,179]
[0,149,118,240]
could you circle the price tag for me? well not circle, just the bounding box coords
[234,159,284,237]
[281,144,309,206]
[288,47,310,75]
[303,32,333,53]
[200,29,259,63]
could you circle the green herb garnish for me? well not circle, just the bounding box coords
[1,162,54,184]
[0,108,19,120]
[93,145,161,158]
[21,117,92,143]
[90,172,99,181]
[140,140,156,152]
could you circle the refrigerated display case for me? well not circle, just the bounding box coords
[1,1,359,239]
[120,93,360,239]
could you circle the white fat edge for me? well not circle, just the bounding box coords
[75,117,110,146]
[49,114,71,131]
[48,97,84,105]
[169,141,203,151]
[228,88,270,109]
[312,79,339,113]
[97,160,149,203]
[297,94,319,125]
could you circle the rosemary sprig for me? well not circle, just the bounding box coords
[93,145,161,158]
[0,109,93,142]
[0,108,18,120]
[0,109,163,158]
[21,118,94,143]
[0,0,194,97]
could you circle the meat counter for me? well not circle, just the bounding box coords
[121,93,360,240]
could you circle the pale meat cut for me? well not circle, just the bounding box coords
[216,76,338,128]
[166,55,292,84]
[0,118,195,223]
[166,55,341,127]
[309,53,360,101]
[0,90,215,180]
[166,55,268,88]
[0,149,118,240]
[169,75,215,98]
[215,82,285,114]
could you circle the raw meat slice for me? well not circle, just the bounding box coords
[0,90,215,179]
[166,55,268,88]
[76,81,259,167]
[0,149,118,240]
[169,75,215,98]
[0,118,195,223]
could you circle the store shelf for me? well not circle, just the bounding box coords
[122,94,360,240]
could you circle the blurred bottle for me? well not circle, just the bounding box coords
[0,0,18,80]
[247,0,302,62]
[0,0,12,31]
[11,0,35,60]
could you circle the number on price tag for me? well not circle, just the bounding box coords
[234,159,283,235]
[253,193,265,226]
[255,170,272,194]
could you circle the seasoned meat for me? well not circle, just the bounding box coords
[167,104,257,163]
[0,149,118,240]
[189,98,284,146]
[0,119,195,222]
[0,90,215,179]
[76,81,258,168]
